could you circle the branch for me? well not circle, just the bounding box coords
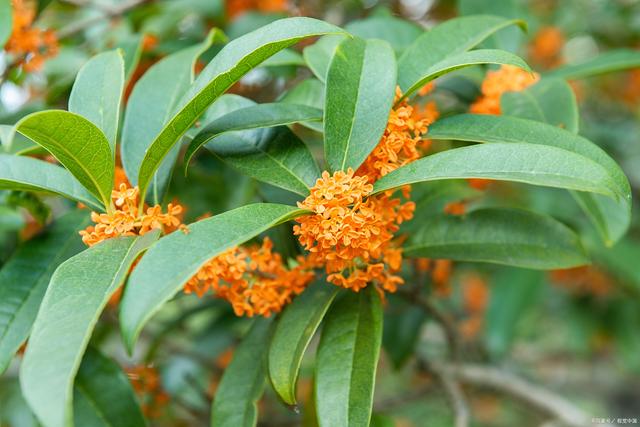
[430,366,470,427]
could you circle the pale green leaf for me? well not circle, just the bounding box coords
[345,15,423,53]
[325,37,396,172]
[116,35,144,85]
[20,232,159,427]
[269,282,338,405]
[547,49,640,80]
[404,208,588,269]
[120,203,304,353]
[0,0,12,47]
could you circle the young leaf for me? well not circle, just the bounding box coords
[20,232,159,427]
[302,35,344,82]
[501,78,579,134]
[315,287,383,427]
[121,32,215,204]
[372,143,619,200]
[426,114,631,244]
[0,154,103,211]
[120,203,305,353]
[136,18,344,204]
[398,15,526,97]
[398,48,531,102]
[547,49,640,80]
[211,319,272,427]
[73,347,145,427]
[0,210,89,374]
[269,282,339,405]
[0,0,12,48]
[15,111,114,209]
[184,102,323,172]
[206,127,321,196]
[403,209,588,269]
[325,37,396,172]
[68,50,125,151]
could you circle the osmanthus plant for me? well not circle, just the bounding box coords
[0,12,636,427]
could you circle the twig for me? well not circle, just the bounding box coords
[433,363,593,427]
[432,367,471,427]
[56,0,151,39]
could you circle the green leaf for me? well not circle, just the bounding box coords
[279,79,325,132]
[458,0,525,52]
[325,37,396,172]
[373,143,620,200]
[426,114,631,244]
[269,281,338,405]
[0,211,89,374]
[315,287,382,427]
[184,102,323,176]
[0,0,12,48]
[547,49,640,80]
[404,208,588,269]
[116,35,144,85]
[20,232,159,427]
[501,78,579,133]
[262,49,306,67]
[302,35,344,82]
[120,203,304,353]
[73,347,146,427]
[398,15,526,97]
[345,15,423,53]
[211,319,272,427]
[398,48,531,102]
[69,50,125,151]
[136,18,344,204]
[382,297,426,369]
[16,111,114,209]
[121,34,215,204]
[0,154,103,211]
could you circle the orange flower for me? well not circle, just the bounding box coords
[226,0,288,19]
[443,201,466,216]
[6,0,58,72]
[467,178,492,191]
[183,238,314,317]
[432,259,452,296]
[126,366,169,419]
[459,273,490,339]
[550,266,613,297]
[470,65,540,115]
[529,26,565,69]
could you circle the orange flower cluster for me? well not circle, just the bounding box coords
[6,0,58,72]
[226,0,288,19]
[459,273,490,339]
[183,237,314,317]
[79,184,185,247]
[126,366,169,419]
[416,258,453,296]
[357,87,440,182]
[470,65,540,115]
[529,26,565,69]
[294,169,414,293]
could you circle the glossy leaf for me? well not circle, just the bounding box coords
[426,114,631,244]
[373,143,620,200]
[20,232,159,427]
[404,209,588,269]
[69,50,125,151]
[0,154,103,211]
[120,203,304,353]
[184,102,323,173]
[398,15,526,97]
[121,33,215,204]
[269,282,338,405]
[325,37,396,172]
[0,0,11,47]
[0,210,89,373]
[399,48,531,102]
[547,49,640,80]
[73,348,146,427]
[302,35,344,82]
[315,287,382,427]
[16,111,114,209]
[501,78,579,133]
[136,18,343,204]
[211,319,272,427]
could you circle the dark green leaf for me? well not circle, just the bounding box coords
[136,18,344,203]
[211,319,272,427]
[0,154,103,211]
[325,37,396,172]
[547,49,640,80]
[73,347,146,427]
[0,210,89,373]
[16,111,114,208]
[404,209,588,269]
[315,287,382,427]
[269,281,338,405]
[69,50,125,150]
[20,232,159,427]
[382,297,426,369]
[120,203,304,353]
